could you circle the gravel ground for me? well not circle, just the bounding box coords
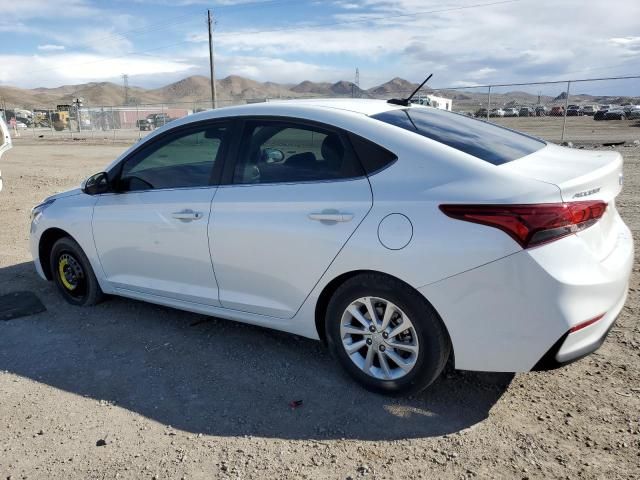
[0,134,639,480]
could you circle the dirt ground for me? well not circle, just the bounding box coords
[0,131,639,479]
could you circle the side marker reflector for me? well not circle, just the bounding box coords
[569,314,605,333]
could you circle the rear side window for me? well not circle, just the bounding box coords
[233,121,364,184]
[372,107,545,165]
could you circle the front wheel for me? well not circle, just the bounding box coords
[326,273,451,395]
[50,237,104,306]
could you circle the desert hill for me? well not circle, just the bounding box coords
[1,75,636,110]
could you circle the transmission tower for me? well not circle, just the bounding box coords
[352,67,360,98]
[122,74,129,105]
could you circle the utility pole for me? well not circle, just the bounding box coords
[207,9,217,109]
[122,74,129,105]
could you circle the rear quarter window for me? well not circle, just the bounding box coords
[372,107,545,165]
[347,133,397,175]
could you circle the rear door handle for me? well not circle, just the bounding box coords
[308,211,353,223]
[172,209,203,221]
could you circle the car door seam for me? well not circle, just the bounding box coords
[206,187,222,305]
[289,178,375,319]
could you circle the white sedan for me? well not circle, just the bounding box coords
[29,99,633,394]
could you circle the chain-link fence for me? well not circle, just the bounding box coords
[2,75,639,145]
[441,75,640,144]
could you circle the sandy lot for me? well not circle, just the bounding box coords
[0,132,639,479]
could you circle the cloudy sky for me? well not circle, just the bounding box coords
[1,0,639,94]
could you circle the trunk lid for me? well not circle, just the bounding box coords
[502,143,624,260]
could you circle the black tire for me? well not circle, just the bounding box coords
[50,237,104,306]
[325,273,451,396]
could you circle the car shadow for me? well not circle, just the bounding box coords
[0,261,513,440]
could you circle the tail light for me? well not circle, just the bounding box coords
[439,201,607,248]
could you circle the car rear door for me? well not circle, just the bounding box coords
[209,118,373,318]
[92,121,230,305]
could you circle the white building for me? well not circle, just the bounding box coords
[412,94,453,111]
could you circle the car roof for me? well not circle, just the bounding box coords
[206,98,408,118]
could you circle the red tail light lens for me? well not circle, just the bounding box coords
[439,201,607,248]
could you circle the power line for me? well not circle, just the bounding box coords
[20,0,528,79]
[213,0,528,37]
[54,1,309,48]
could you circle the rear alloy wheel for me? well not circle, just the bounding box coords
[340,297,419,381]
[326,273,451,395]
[50,237,104,306]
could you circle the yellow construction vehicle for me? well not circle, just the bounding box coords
[52,104,71,131]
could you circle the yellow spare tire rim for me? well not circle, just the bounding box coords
[58,253,83,291]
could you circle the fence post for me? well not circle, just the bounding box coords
[137,104,140,140]
[487,85,491,121]
[561,80,571,143]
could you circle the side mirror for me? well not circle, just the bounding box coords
[263,147,285,163]
[82,172,110,195]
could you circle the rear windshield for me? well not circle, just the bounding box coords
[372,107,545,165]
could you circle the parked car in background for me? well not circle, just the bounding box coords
[519,107,534,117]
[489,108,505,117]
[535,106,547,116]
[16,115,32,127]
[582,105,597,116]
[28,99,633,395]
[153,113,173,128]
[594,109,608,121]
[137,119,153,131]
[627,106,640,120]
[566,105,583,116]
[0,115,12,192]
[475,108,488,118]
[604,108,627,120]
[550,106,565,116]
[503,108,519,117]
[599,104,612,111]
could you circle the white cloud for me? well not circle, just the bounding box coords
[216,54,349,84]
[3,0,640,93]
[37,44,66,51]
[2,0,99,19]
[0,53,196,89]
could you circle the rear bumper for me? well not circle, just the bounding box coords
[532,288,626,370]
[419,212,634,372]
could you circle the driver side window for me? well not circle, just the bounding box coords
[120,123,228,191]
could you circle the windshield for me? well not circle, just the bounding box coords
[372,107,545,165]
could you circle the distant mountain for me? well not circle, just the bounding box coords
[1,75,636,109]
[291,80,333,95]
[150,75,211,102]
[368,77,419,96]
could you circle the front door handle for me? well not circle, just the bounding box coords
[172,209,203,221]
[308,210,354,223]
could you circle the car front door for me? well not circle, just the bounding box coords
[209,118,373,318]
[92,121,229,306]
